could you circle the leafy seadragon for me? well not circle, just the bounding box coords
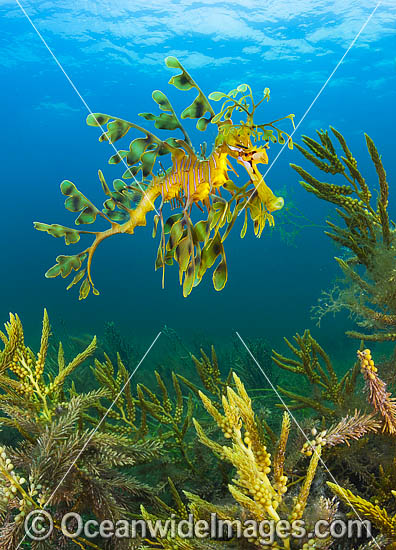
[35,57,294,299]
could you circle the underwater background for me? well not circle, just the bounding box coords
[1,0,396,363]
[2,2,396,550]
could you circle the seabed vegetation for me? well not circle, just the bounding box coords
[2,59,396,550]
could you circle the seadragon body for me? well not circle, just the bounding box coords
[35,56,294,299]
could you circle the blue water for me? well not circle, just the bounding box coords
[1,0,396,364]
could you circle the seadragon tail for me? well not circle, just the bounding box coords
[34,174,162,300]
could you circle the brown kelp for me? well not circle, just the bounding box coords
[35,56,294,299]
[291,128,396,341]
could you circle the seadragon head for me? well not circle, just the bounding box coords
[214,115,289,213]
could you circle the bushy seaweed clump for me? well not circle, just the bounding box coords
[275,128,396,548]
[2,309,396,548]
[291,128,396,342]
[0,311,164,549]
[0,312,279,549]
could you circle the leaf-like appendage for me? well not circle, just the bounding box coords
[165,56,214,131]
[61,180,100,225]
[168,219,184,251]
[139,90,183,132]
[120,139,158,179]
[127,137,153,165]
[139,112,180,131]
[194,220,208,242]
[33,223,81,245]
[66,269,86,290]
[196,117,211,131]
[88,111,183,179]
[211,112,223,124]
[164,213,183,234]
[200,233,222,275]
[165,56,194,90]
[260,128,276,142]
[140,150,157,177]
[79,277,91,300]
[208,91,227,102]
[213,254,227,291]
[98,169,111,195]
[100,118,132,144]
[183,262,195,297]
[175,237,190,273]
[104,210,129,222]
[100,174,139,221]
[180,92,206,119]
[86,113,111,128]
[152,90,173,111]
[45,253,86,279]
